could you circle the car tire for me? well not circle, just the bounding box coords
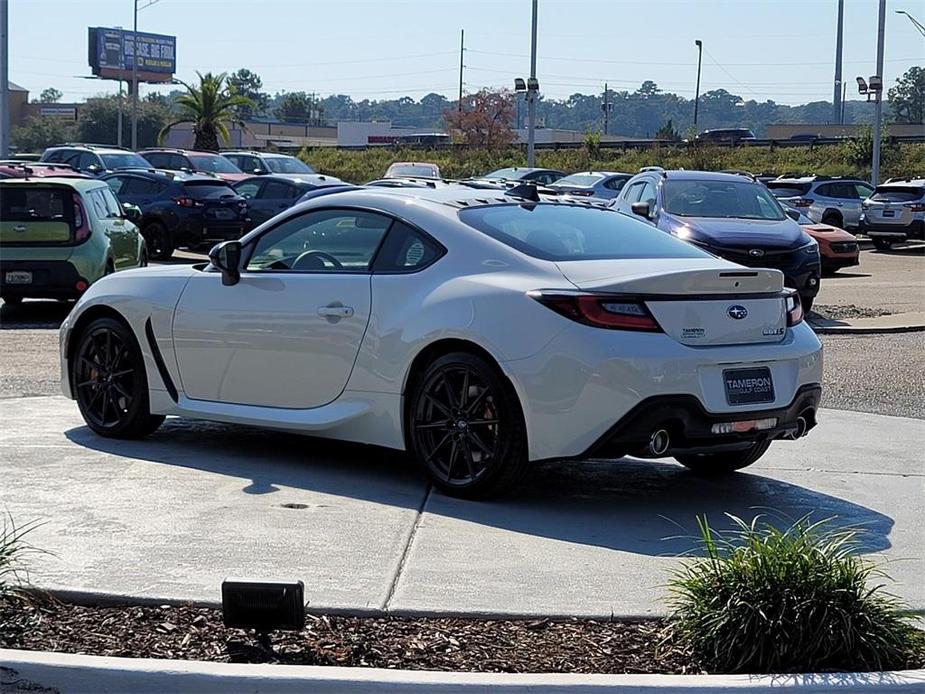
[821,211,842,228]
[801,296,814,313]
[408,352,528,499]
[72,317,165,439]
[144,222,174,260]
[674,440,771,475]
[873,238,893,251]
[139,250,148,268]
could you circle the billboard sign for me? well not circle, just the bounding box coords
[88,27,176,83]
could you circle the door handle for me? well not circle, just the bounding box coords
[317,305,354,318]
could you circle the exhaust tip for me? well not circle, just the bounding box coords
[649,429,671,457]
[786,416,809,440]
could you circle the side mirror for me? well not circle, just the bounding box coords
[209,240,242,286]
[253,168,267,175]
[122,203,142,221]
[85,164,101,174]
[631,201,652,219]
[785,208,800,222]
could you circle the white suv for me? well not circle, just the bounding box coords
[860,177,925,249]
[767,176,874,230]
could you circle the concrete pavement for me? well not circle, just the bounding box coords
[0,397,922,618]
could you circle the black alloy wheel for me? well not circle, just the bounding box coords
[73,317,164,438]
[144,222,174,260]
[410,353,528,498]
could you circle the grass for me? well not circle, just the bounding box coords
[664,514,924,674]
[299,142,925,184]
[0,514,43,598]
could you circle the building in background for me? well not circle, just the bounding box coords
[162,120,337,150]
[767,123,924,139]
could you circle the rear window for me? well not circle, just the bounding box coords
[100,152,151,170]
[264,156,315,174]
[457,203,709,261]
[871,186,924,203]
[188,155,242,174]
[182,181,238,199]
[1,186,72,224]
[767,182,811,197]
[551,174,603,187]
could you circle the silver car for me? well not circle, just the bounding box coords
[547,171,633,200]
[860,177,925,249]
[767,176,874,230]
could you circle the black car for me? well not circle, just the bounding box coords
[40,144,152,177]
[694,128,756,145]
[474,167,566,187]
[233,174,345,229]
[102,169,248,259]
[616,170,821,311]
[221,151,317,175]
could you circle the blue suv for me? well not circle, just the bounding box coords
[615,170,821,311]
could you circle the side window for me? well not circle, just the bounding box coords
[604,177,628,191]
[853,183,874,199]
[100,188,124,217]
[88,189,109,219]
[639,181,657,208]
[235,180,263,199]
[623,181,645,202]
[142,152,167,168]
[241,156,260,172]
[78,152,100,171]
[814,183,834,198]
[832,183,858,199]
[224,155,242,169]
[170,154,189,170]
[246,209,392,273]
[261,181,297,199]
[45,150,64,163]
[106,176,128,195]
[123,177,164,196]
[373,221,444,272]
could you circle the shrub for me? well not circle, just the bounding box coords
[665,514,924,674]
[0,514,43,598]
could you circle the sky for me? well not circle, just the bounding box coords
[8,0,925,108]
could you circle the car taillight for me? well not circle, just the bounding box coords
[529,292,662,332]
[792,197,814,207]
[903,202,925,212]
[174,196,201,208]
[72,193,90,242]
[785,291,804,326]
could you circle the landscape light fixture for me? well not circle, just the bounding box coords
[514,78,527,93]
[856,76,868,95]
[221,579,305,635]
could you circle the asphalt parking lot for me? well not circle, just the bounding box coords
[0,244,922,618]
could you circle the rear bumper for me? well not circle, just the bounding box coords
[0,260,87,299]
[176,217,247,246]
[860,219,924,240]
[584,384,821,459]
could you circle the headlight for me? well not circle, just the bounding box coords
[801,241,819,255]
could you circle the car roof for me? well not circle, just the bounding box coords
[557,170,631,178]
[238,173,340,185]
[880,177,925,186]
[643,170,762,183]
[106,168,219,183]
[0,176,105,190]
[140,148,222,156]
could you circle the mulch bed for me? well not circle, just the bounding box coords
[809,303,893,321]
[0,594,697,674]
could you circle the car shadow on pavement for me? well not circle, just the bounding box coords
[64,418,894,559]
[0,300,72,329]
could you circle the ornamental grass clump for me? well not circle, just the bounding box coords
[666,514,924,674]
[0,514,42,598]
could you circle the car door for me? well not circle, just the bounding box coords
[233,179,265,229]
[171,207,393,408]
[847,182,874,228]
[99,187,135,267]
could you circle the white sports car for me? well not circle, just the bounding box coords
[60,185,823,498]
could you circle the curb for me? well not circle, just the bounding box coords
[2,650,924,694]
[809,321,925,335]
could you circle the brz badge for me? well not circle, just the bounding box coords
[748,248,765,257]
[727,305,748,320]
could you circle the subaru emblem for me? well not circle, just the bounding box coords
[727,305,748,320]
[748,248,765,257]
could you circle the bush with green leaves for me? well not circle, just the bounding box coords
[0,514,42,598]
[666,514,924,674]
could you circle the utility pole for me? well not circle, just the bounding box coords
[833,0,844,124]
[131,0,139,150]
[601,82,611,135]
[526,0,538,168]
[458,29,464,112]
[0,0,9,158]
[871,0,886,185]
[693,39,703,127]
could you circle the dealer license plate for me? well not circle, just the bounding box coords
[723,367,775,405]
[5,271,32,285]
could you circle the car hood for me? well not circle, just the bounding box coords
[666,215,808,249]
[801,224,856,241]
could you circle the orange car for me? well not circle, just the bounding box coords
[785,205,859,273]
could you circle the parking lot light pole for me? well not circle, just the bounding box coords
[0,0,9,158]
[693,40,702,127]
[871,0,886,185]
[526,0,538,167]
[131,0,138,150]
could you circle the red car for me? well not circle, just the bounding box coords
[786,205,859,273]
[0,162,91,179]
[138,148,249,183]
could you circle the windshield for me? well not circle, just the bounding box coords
[264,156,315,174]
[871,186,923,202]
[189,155,242,174]
[458,203,710,261]
[100,152,151,170]
[387,164,439,178]
[484,167,526,180]
[663,180,786,220]
[550,174,603,188]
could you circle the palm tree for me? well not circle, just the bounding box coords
[159,72,254,151]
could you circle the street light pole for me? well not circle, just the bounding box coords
[0,0,9,158]
[131,0,138,150]
[693,39,703,127]
[526,0,538,168]
[833,0,844,124]
[458,29,464,112]
[871,0,886,185]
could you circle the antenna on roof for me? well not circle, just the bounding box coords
[505,182,541,202]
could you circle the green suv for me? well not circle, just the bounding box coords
[0,178,147,303]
